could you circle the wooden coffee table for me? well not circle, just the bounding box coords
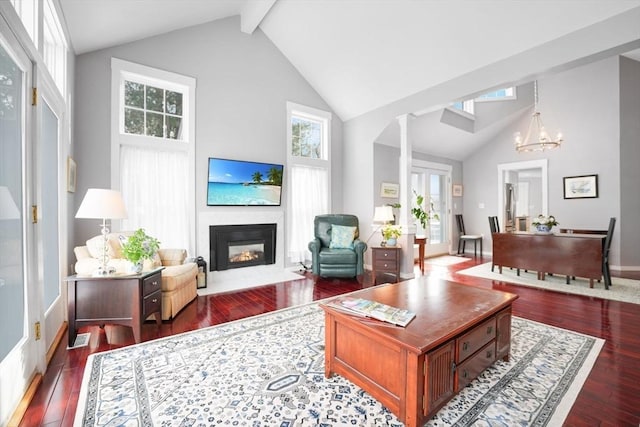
[321,278,518,427]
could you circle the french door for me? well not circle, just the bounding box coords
[0,14,43,424]
[412,161,452,257]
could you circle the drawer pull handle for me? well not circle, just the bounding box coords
[384,253,388,257]
[152,281,159,286]
[486,350,493,358]
[462,342,469,351]
[487,326,493,335]
[462,370,468,379]
[152,298,158,303]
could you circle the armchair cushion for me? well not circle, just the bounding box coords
[329,225,356,249]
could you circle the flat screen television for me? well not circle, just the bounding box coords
[207,157,284,206]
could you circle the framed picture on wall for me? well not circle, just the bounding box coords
[380,182,399,198]
[563,174,598,199]
[452,184,463,197]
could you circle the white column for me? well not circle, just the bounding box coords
[397,114,415,279]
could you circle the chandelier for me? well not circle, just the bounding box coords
[514,80,563,152]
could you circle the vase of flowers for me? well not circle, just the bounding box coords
[120,229,160,273]
[381,224,401,246]
[531,215,559,233]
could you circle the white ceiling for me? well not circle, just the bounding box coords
[59,0,640,159]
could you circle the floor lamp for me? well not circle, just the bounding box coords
[75,188,128,276]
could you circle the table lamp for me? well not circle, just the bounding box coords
[369,205,395,245]
[75,188,128,276]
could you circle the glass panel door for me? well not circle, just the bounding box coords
[0,18,38,424]
[412,162,451,258]
[40,98,60,308]
[0,40,25,362]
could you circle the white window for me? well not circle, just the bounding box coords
[111,58,196,254]
[286,102,330,263]
[123,80,184,139]
[42,0,66,95]
[452,99,474,115]
[475,87,516,102]
[10,0,38,48]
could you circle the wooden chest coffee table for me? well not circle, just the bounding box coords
[321,278,518,426]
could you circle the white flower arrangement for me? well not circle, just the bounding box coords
[531,214,559,227]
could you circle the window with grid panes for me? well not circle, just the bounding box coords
[123,80,184,140]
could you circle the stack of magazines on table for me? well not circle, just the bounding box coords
[326,296,416,327]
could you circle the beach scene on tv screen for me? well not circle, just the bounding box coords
[207,158,283,205]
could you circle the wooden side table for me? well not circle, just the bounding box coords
[414,236,427,273]
[66,268,163,346]
[371,246,401,284]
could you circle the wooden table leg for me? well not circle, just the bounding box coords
[414,237,426,274]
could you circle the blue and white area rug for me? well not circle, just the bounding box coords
[75,303,603,426]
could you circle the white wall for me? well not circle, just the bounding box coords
[464,56,623,266]
[73,16,342,264]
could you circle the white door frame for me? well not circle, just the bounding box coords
[412,159,453,257]
[497,159,548,230]
[0,13,41,425]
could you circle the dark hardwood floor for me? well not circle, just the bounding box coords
[19,257,640,426]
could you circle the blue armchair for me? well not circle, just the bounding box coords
[308,214,367,278]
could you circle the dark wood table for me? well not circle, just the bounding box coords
[66,269,163,346]
[321,278,518,426]
[492,232,606,288]
[414,235,427,273]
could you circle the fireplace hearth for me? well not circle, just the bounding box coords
[210,224,276,271]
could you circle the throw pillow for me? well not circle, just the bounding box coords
[86,235,116,259]
[329,225,356,249]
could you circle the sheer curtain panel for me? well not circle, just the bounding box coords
[287,165,328,263]
[120,145,190,252]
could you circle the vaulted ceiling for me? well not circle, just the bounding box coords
[59,0,640,159]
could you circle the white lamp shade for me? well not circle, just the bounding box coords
[0,186,20,220]
[373,206,394,223]
[75,188,128,219]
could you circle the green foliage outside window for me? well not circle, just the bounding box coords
[123,79,183,140]
[292,116,322,158]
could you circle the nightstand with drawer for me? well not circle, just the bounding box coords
[371,246,401,284]
[66,268,164,346]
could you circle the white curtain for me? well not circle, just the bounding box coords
[287,165,328,263]
[120,145,190,252]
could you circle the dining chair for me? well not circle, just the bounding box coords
[602,217,616,290]
[488,216,499,271]
[488,216,500,233]
[562,218,615,288]
[456,214,482,257]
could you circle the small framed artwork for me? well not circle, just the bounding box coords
[452,184,463,197]
[67,156,76,193]
[563,174,598,199]
[380,182,399,198]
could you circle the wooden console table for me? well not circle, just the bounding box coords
[492,232,606,287]
[321,278,517,426]
[66,269,163,346]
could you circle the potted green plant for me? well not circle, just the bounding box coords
[121,228,160,272]
[411,190,439,230]
[381,224,402,246]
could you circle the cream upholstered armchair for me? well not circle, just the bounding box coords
[74,232,198,320]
